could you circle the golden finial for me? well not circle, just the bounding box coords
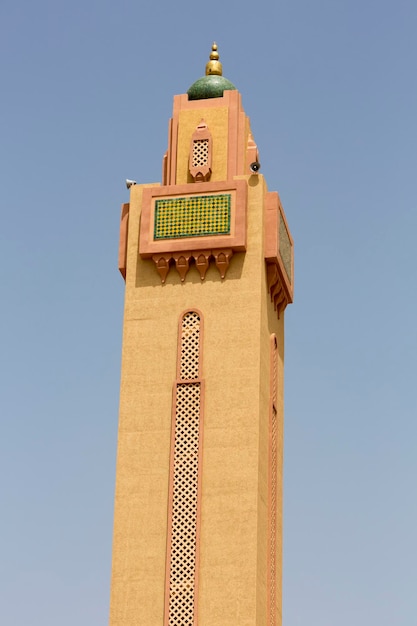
[205,42,223,76]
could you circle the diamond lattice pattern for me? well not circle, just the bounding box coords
[168,312,201,625]
[192,139,209,168]
[180,311,200,380]
[154,195,231,240]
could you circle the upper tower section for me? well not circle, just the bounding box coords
[162,43,259,186]
[119,44,294,316]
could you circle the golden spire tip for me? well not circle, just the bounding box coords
[206,42,222,76]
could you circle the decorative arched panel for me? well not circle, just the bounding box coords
[165,311,204,626]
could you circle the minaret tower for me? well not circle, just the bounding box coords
[110,44,294,626]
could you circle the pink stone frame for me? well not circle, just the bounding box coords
[164,309,205,626]
[139,179,247,257]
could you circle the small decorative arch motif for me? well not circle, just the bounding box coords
[165,310,204,626]
[189,120,212,182]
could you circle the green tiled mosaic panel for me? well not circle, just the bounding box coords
[154,194,231,240]
[279,213,292,283]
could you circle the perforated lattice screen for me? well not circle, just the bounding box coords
[270,405,278,625]
[154,194,231,239]
[167,312,202,626]
[192,139,209,168]
[269,336,278,626]
[180,311,200,380]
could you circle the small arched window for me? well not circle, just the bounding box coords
[189,120,212,182]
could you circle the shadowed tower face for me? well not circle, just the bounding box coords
[110,44,294,626]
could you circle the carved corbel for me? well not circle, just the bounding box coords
[213,249,233,279]
[266,260,292,318]
[193,250,211,280]
[152,254,171,284]
[173,253,192,282]
[272,282,286,317]
[275,292,287,319]
[266,263,279,295]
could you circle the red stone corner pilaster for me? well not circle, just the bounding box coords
[118,203,129,280]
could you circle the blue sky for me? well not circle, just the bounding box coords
[1,0,416,624]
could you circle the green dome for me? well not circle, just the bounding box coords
[187,74,237,100]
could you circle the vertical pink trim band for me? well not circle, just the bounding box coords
[267,334,278,626]
[118,203,129,280]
